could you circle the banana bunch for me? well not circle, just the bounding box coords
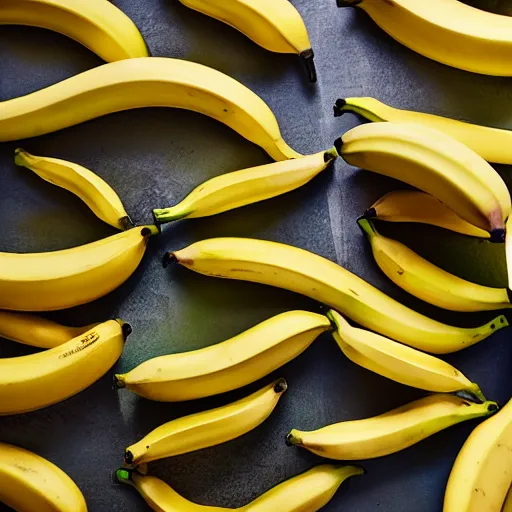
[177,0,317,82]
[0,0,148,62]
[336,0,512,76]
[114,310,331,401]
[0,442,87,512]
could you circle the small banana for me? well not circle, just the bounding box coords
[444,398,512,512]
[15,148,132,230]
[0,441,87,512]
[287,395,498,460]
[166,237,508,354]
[335,97,512,165]
[124,379,287,466]
[177,0,316,82]
[153,149,337,224]
[114,310,331,401]
[358,218,511,312]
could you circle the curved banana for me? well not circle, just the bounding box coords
[177,0,316,82]
[0,58,300,161]
[114,310,331,401]
[0,319,129,415]
[335,97,512,165]
[334,122,511,240]
[15,148,132,230]
[327,310,485,400]
[358,218,511,312]
[336,0,512,76]
[364,190,490,239]
[0,225,157,311]
[287,395,498,460]
[166,237,508,354]
[153,149,337,224]
[124,379,287,465]
[444,398,512,512]
[0,441,87,512]
[0,0,148,62]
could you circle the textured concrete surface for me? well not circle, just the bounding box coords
[0,1,511,511]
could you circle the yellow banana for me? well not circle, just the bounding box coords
[114,310,331,401]
[0,58,300,161]
[336,0,512,76]
[0,441,87,512]
[0,319,129,415]
[153,149,336,224]
[15,148,132,230]
[124,379,287,466]
[503,486,512,512]
[166,237,508,354]
[287,395,498,460]
[444,398,512,512]
[358,218,511,312]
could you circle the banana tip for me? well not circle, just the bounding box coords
[119,216,135,231]
[124,450,134,465]
[362,207,377,219]
[299,49,317,83]
[334,137,343,156]
[162,252,178,268]
[333,98,347,117]
[489,228,505,243]
[121,322,133,340]
[113,468,133,486]
[113,374,125,390]
[274,378,288,394]
[488,402,499,413]
[285,431,301,447]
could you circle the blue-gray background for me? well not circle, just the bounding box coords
[0,0,511,510]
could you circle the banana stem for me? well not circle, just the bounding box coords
[357,217,377,239]
[285,430,302,446]
[114,468,134,486]
[152,206,192,225]
[333,98,384,122]
[299,49,317,83]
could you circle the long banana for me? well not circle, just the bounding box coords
[114,310,331,401]
[336,0,512,76]
[166,237,508,354]
[15,148,132,230]
[286,395,498,460]
[124,379,287,466]
[335,97,512,165]
[0,442,87,512]
[0,58,300,161]
[177,0,317,82]
[444,398,512,512]
[153,149,337,224]
[0,225,157,311]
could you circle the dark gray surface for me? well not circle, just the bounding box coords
[0,1,511,511]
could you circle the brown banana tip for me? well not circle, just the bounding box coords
[285,433,296,446]
[299,49,317,83]
[488,402,499,413]
[333,98,347,117]
[489,228,505,243]
[124,450,134,465]
[119,216,135,231]
[112,374,125,390]
[122,323,133,340]
[274,378,288,394]
[334,137,343,155]
[162,252,178,268]
[363,207,377,219]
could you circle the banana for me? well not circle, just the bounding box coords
[165,237,508,354]
[503,486,512,512]
[114,310,331,401]
[15,148,132,230]
[0,319,129,415]
[124,379,287,466]
[0,225,157,311]
[358,218,511,312]
[0,58,300,161]
[0,441,87,512]
[286,395,498,460]
[0,0,148,62]
[334,122,511,240]
[336,0,512,76]
[444,398,512,512]
[327,310,485,400]
[177,0,317,82]
[153,149,337,224]
[364,190,490,239]
[334,97,512,165]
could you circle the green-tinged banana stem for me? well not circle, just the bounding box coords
[153,207,191,224]
[334,98,383,122]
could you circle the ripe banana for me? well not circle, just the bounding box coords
[364,190,490,239]
[124,379,287,466]
[335,97,512,165]
[0,441,87,512]
[0,58,300,161]
[15,148,132,230]
[0,319,129,415]
[358,217,511,312]
[166,237,508,354]
[153,149,337,224]
[336,0,512,76]
[177,0,317,82]
[0,225,157,311]
[444,398,512,512]
[335,122,511,240]
[286,395,498,460]
[327,310,485,400]
[114,310,331,401]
